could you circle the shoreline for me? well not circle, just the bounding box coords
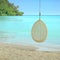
[0,43,60,60]
[0,43,60,52]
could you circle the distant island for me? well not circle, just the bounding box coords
[0,0,24,16]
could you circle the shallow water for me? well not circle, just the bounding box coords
[0,16,60,51]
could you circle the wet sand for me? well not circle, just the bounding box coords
[0,43,60,60]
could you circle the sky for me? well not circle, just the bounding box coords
[8,0,60,15]
[8,0,39,15]
[41,0,60,15]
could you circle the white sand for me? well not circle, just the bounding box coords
[0,43,60,60]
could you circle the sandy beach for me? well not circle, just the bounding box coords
[0,43,60,60]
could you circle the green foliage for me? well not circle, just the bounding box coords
[0,0,24,16]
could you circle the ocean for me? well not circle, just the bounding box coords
[0,16,60,51]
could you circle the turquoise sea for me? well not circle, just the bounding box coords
[0,16,60,51]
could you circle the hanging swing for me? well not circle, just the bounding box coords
[31,1,48,43]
